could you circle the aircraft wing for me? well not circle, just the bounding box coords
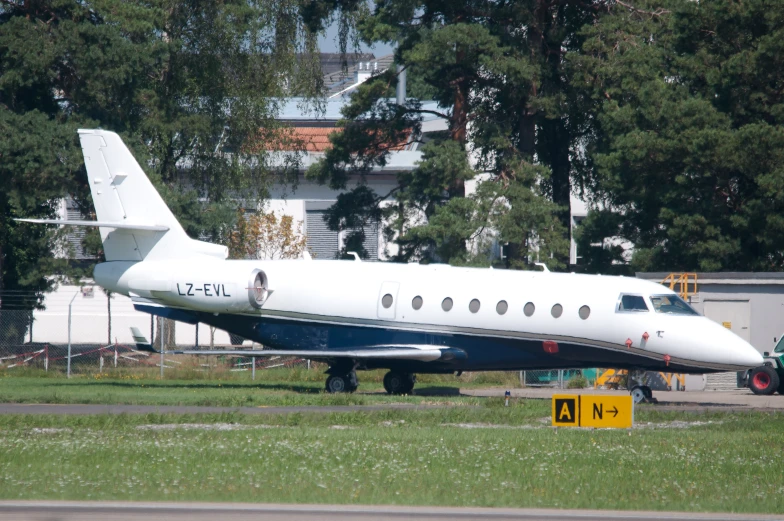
[131,328,465,362]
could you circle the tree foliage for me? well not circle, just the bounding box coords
[305,0,615,269]
[0,0,322,306]
[228,209,308,260]
[574,0,784,272]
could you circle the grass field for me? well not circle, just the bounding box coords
[0,370,518,407]
[0,408,782,512]
[1,372,782,513]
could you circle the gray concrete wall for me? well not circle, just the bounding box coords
[691,285,784,354]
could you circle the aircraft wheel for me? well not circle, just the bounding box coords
[383,371,415,395]
[325,374,353,393]
[630,386,647,404]
[749,366,779,395]
[641,385,653,399]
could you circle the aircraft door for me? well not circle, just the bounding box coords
[377,281,400,320]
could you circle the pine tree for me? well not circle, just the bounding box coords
[574,0,784,272]
[305,1,608,269]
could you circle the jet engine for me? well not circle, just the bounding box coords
[95,261,271,314]
[150,267,269,313]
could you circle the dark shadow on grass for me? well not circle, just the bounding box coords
[411,386,463,397]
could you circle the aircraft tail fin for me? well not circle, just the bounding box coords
[76,129,227,262]
[130,327,158,353]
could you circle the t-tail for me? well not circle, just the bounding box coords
[18,129,227,262]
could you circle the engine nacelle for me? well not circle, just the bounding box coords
[154,268,269,313]
[96,261,271,314]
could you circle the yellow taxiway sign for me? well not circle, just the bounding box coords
[552,394,633,429]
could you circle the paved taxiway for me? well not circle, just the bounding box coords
[0,403,445,415]
[463,388,784,411]
[0,502,782,521]
[0,388,780,415]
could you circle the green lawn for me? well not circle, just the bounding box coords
[1,373,782,513]
[0,373,486,407]
[0,409,782,512]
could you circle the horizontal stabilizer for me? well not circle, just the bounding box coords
[15,218,169,232]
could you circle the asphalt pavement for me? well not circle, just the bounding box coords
[0,403,445,415]
[0,502,781,521]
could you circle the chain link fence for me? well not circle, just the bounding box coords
[0,302,309,377]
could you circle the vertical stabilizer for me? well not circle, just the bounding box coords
[78,129,227,261]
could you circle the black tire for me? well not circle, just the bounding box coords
[641,386,653,399]
[383,371,416,395]
[749,366,779,395]
[630,386,646,404]
[325,375,350,393]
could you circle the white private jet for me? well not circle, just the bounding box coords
[19,129,763,398]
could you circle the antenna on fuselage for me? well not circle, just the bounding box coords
[534,262,550,273]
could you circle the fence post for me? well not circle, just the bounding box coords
[44,344,48,372]
[114,339,118,368]
[160,317,165,379]
[252,357,256,381]
[67,290,78,378]
[195,323,199,348]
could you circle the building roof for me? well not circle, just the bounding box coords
[324,54,396,98]
[319,53,376,77]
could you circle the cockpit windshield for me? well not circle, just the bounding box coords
[650,294,699,315]
[618,294,649,312]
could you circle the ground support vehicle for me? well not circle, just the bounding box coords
[740,337,784,395]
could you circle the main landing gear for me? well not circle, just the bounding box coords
[325,371,358,393]
[323,365,417,395]
[382,371,416,395]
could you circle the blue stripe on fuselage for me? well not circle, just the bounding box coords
[133,304,699,373]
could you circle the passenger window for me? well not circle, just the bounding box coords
[618,294,649,312]
[650,294,699,315]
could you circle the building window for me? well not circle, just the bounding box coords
[306,204,379,260]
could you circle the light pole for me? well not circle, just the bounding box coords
[67,290,79,378]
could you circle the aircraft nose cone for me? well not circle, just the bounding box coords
[737,343,764,368]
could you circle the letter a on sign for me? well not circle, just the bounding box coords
[552,395,578,426]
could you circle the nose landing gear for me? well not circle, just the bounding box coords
[630,385,654,404]
[629,370,656,404]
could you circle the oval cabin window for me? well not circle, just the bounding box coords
[524,302,535,317]
[442,297,453,311]
[551,304,563,318]
[579,305,591,320]
[469,299,481,313]
[412,296,423,310]
[382,294,394,308]
[496,300,508,315]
